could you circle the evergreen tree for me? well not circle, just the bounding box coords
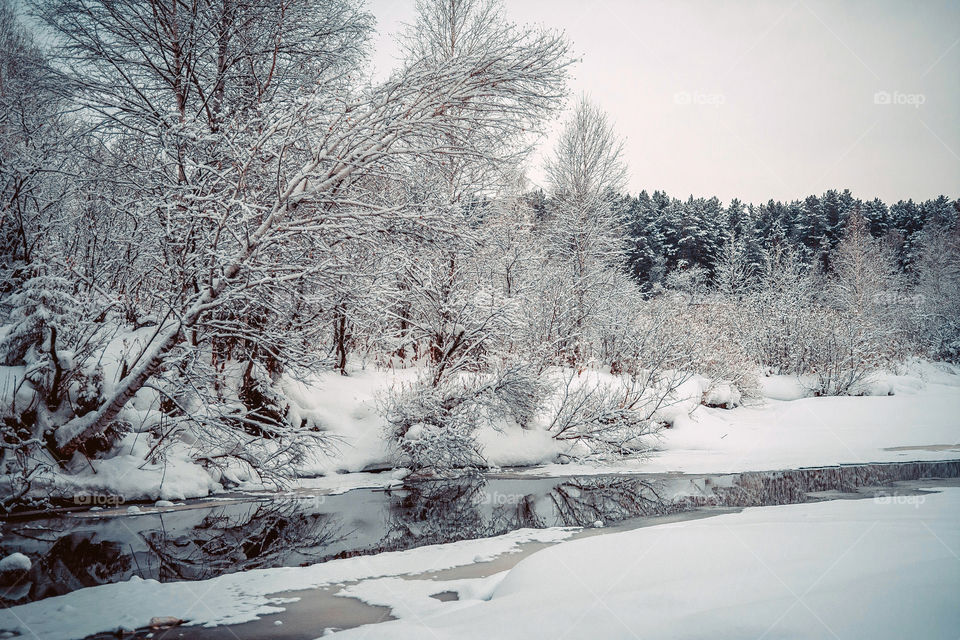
[726,198,747,237]
[889,199,923,269]
[861,198,890,237]
[800,194,825,256]
[623,191,665,290]
[921,195,958,229]
[715,231,754,297]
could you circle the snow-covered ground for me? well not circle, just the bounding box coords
[522,359,960,477]
[235,358,960,479]
[3,359,958,503]
[293,358,960,480]
[329,486,960,639]
[3,487,957,639]
[0,528,576,640]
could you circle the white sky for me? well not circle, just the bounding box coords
[366,0,960,205]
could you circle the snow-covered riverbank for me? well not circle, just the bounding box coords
[11,359,956,505]
[0,527,577,640]
[521,359,960,477]
[3,484,957,639]
[322,485,960,640]
[274,358,960,478]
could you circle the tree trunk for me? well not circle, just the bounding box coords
[55,321,183,455]
[333,305,348,375]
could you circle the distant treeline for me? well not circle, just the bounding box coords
[585,190,960,289]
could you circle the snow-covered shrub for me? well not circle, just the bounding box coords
[678,300,757,404]
[0,439,54,513]
[663,263,710,298]
[701,380,742,409]
[0,265,110,478]
[809,214,906,394]
[804,307,897,395]
[738,244,817,376]
[655,269,758,403]
[378,234,557,473]
[741,294,897,397]
[540,272,752,458]
[142,347,333,487]
[544,370,664,457]
[384,365,548,472]
[386,380,487,472]
[912,222,960,362]
[527,271,727,457]
[733,216,907,395]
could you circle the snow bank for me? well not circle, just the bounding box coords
[5,359,959,502]
[330,486,960,639]
[641,359,960,474]
[336,572,506,621]
[283,367,406,475]
[0,528,575,640]
[758,373,813,400]
[287,366,574,473]
[280,471,403,495]
[12,432,223,503]
[0,552,31,574]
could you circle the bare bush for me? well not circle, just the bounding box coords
[912,222,960,362]
[544,371,665,458]
[384,365,547,473]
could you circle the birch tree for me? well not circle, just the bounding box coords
[543,97,628,361]
[913,221,960,361]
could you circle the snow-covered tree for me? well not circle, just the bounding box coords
[0,3,74,291]
[826,212,902,316]
[0,263,106,477]
[714,231,755,298]
[30,0,571,468]
[542,98,628,360]
[740,243,815,376]
[912,222,960,361]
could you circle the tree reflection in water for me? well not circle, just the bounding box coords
[141,499,350,581]
[6,461,954,607]
[544,477,675,525]
[31,535,130,602]
[381,479,495,552]
[380,475,676,553]
[1,499,350,605]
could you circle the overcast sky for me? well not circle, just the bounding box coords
[367,0,959,205]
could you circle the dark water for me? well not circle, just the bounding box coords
[1,459,957,608]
